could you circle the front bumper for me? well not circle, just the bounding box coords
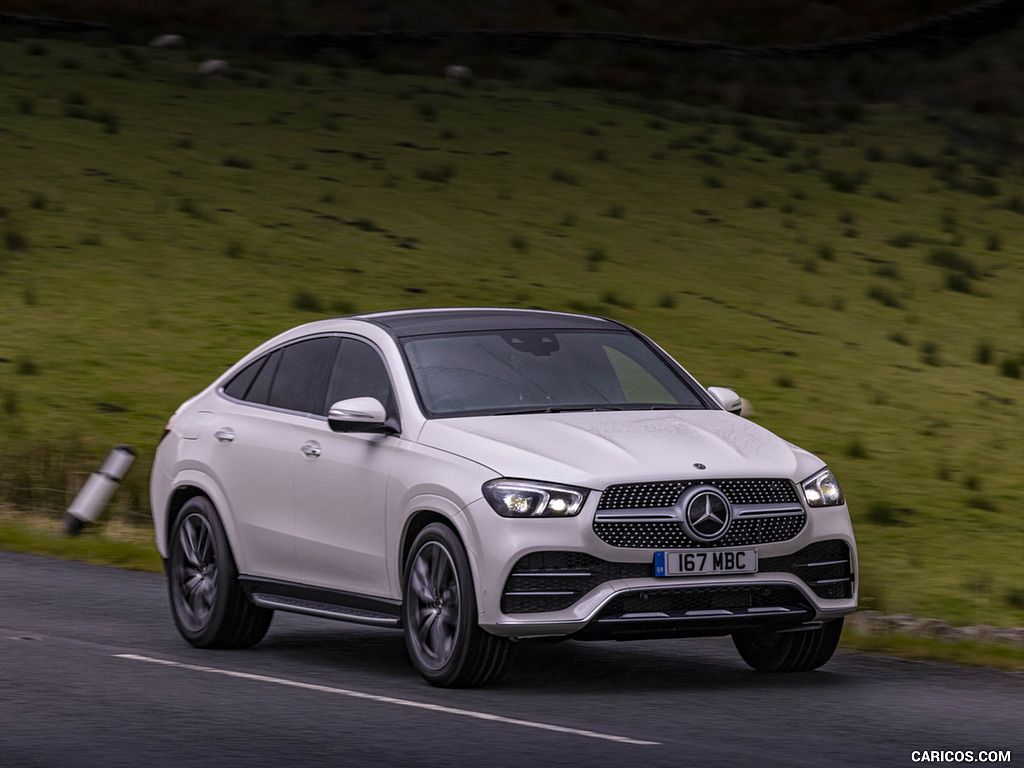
[465,495,858,640]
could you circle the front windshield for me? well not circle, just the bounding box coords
[402,329,706,417]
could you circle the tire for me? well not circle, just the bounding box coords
[168,495,272,649]
[733,618,844,673]
[402,523,515,687]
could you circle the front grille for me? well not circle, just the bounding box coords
[594,477,805,549]
[598,584,809,619]
[593,515,806,549]
[598,478,799,510]
[501,541,853,614]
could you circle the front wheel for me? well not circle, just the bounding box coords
[733,618,844,673]
[168,495,272,649]
[402,523,515,687]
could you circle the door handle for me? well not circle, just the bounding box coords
[214,428,236,443]
[301,442,322,458]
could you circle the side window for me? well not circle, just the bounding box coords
[246,350,281,405]
[223,350,280,405]
[222,356,267,401]
[324,339,394,414]
[267,337,338,413]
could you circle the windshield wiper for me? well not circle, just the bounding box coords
[493,405,623,415]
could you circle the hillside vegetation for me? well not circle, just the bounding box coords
[1,33,1023,629]
[0,0,988,45]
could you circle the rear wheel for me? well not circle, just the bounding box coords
[402,523,515,687]
[168,496,272,649]
[733,618,844,673]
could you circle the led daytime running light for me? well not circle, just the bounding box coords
[802,468,844,507]
[483,480,587,518]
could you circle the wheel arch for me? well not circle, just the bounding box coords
[160,470,246,572]
[400,509,463,585]
[166,485,206,543]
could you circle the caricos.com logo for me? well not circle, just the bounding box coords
[911,751,1012,763]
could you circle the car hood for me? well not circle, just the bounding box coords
[415,410,823,489]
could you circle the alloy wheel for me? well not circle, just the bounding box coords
[172,511,219,633]
[407,541,461,671]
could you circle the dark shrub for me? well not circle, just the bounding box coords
[293,290,324,312]
[928,248,979,279]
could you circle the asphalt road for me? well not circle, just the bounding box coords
[1,551,1020,768]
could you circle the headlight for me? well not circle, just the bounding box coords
[802,468,844,507]
[482,479,589,518]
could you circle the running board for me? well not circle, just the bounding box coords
[239,577,402,629]
[250,593,401,628]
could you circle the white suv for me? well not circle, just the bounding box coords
[151,308,857,686]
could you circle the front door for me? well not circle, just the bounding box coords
[292,338,400,598]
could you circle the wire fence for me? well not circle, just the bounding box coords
[0,478,150,524]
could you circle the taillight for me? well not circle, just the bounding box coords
[158,413,176,444]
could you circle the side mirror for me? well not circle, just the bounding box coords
[706,386,743,415]
[327,397,396,434]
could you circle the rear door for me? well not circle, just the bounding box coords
[211,337,337,580]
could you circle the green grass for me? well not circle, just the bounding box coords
[0,518,163,573]
[2,38,1024,629]
[841,628,1024,673]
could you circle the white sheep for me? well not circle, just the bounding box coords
[148,34,185,49]
[197,59,228,76]
[444,65,474,84]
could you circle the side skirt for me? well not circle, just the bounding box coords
[239,576,402,629]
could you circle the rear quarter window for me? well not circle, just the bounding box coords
[221,337,338,413]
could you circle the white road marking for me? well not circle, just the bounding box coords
[115,653,660,746]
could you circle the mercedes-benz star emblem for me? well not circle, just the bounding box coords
[680,487,732,542]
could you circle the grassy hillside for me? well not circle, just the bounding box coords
[1,36,1023,628]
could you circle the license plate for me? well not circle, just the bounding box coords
[654,549,758,577]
